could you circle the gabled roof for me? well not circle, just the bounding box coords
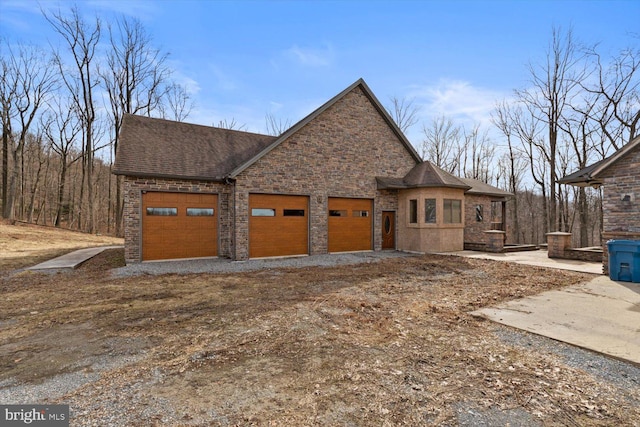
[376,161,471,190]
[228,78,422,178]
[559,135,640,187]
[113,114,276,181]
[114,78,421,182]
[459,178,513,197]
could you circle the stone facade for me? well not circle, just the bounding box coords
[122,177,230,264]
[232,86,417,260]
[596,145,640,273]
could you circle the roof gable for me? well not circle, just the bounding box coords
[113,114,276,181]
[559,135,640,187]
[228,78,422,178]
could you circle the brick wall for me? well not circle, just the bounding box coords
[464,194,495,245]
[597,144,640,274]
[122,177,229,263]
[233,86,418,260]
[598,145,640,234]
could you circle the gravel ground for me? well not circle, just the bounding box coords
[494,326,640,396]
[111,251,417,277]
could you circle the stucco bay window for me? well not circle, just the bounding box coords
[444,199,462,223]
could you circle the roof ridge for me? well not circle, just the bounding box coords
[123,113,273,138]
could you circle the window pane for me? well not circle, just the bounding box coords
[329,210,347,217]
[146,207,177,216]
[187,208,214,216]
[444,199,461,223]
[283,209,305,217]
[252,208,275,217]
[352,210,369,217]
[475,205,483,222]
[425,199,436,223]
[409,199,417,224]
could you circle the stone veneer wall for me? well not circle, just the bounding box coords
[597,144,640,273]
[232,86,418,260]
[122,177,230,263]
[464,194,497,246]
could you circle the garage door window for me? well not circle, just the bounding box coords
[353,210,369,217]
[329,210,347,217]
[146,207,177,216]
[283,209,305,217]
[252,208,276,217]
[187,208,214,216]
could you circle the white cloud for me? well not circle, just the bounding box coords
[408,79,507,127]
[286,44,334,67]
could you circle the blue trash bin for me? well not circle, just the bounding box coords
[607,240,640,283]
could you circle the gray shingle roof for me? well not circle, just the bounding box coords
[113,114,277,181]
[459,178,513,197]
[377,161,471,189]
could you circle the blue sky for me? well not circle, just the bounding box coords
[1,0,639,146]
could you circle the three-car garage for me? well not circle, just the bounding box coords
[141,192,374,261]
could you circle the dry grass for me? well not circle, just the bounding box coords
[0,220,122,271]
[1,243,638,426]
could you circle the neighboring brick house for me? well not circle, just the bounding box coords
[559,135,640,272]
[114,79,511,263]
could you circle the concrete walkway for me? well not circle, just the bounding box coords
[27,245,123,271]
[444,249,603,275]
[472,275,640,364]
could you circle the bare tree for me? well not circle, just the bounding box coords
[42,96,82,226]
[421,115,463,174]
[100,16,170,235]
[583,43,640,150]
[387,96,420,133]
[216,118,247,131]
[159,82,193,122]
[515,26,586,233]
[460,124,495,182]
[265,112,291,136]
[0,41,57,219]
[45,6,101,233]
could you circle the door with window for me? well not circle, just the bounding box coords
[382,211,395,249]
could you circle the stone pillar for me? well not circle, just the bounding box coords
[547,232,572,258]
[484,230,506,253]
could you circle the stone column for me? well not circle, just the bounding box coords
[547,232,572,258]
[484,230,506,253]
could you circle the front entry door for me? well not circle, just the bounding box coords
[382,211,395,249]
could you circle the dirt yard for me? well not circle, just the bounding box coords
[0,225,638,426]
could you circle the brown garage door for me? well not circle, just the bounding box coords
[328,197,373,252]
[142,192,217,261]
[249,194,308,258]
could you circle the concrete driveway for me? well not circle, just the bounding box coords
[472,275,640,364]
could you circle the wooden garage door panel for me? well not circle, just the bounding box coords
[142,192,217,261]
[249,194,308,258]
[328,198,372,252]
